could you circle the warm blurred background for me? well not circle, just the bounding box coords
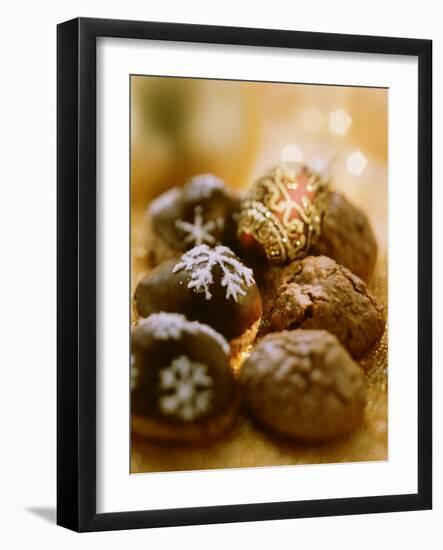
[131,76,387,251]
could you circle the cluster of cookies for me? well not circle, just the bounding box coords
[131,164,385,444]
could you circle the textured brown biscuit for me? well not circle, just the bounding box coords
[239,330,366,441]
[260,255,385,358]
[311,191,378,281]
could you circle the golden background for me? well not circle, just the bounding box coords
[130,76,388,472]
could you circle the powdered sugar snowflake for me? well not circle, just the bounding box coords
[175,205,224,247]
[135,312,230,355]
[184,174,226,201]
[173,244,255,302]
[158,355,214,421]
[136,312,189,341]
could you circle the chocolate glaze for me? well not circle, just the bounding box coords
[135,247,262,340]
[149,174,239,255]
[131,314,236,427]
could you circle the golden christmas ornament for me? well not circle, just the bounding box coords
[237,163,329,264]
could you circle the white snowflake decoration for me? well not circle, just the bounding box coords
[158,356,214,421]
[135,312,230,354]
[136,312,188,341]
[175,205,224,247]
[173,244,255,302]
[184,174,226,201]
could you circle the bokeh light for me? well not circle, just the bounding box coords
[329,108,352,136]
[347,151,367,176]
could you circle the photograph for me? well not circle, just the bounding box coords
[129,75,388,473]
[0,0,436,543]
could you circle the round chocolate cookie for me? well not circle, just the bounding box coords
[311,191,378,281]
[239,330,366,441]
[135,244,262,342]
[260,255,385,358]
[148,173,239,265]
[131,312,238,443]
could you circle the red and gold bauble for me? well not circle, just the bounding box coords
[237,163,329,264]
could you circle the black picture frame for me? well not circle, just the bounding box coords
[57,17,432,532]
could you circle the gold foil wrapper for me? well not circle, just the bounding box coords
[237,163,329,264]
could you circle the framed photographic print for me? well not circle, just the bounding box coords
[57,17,432,532]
